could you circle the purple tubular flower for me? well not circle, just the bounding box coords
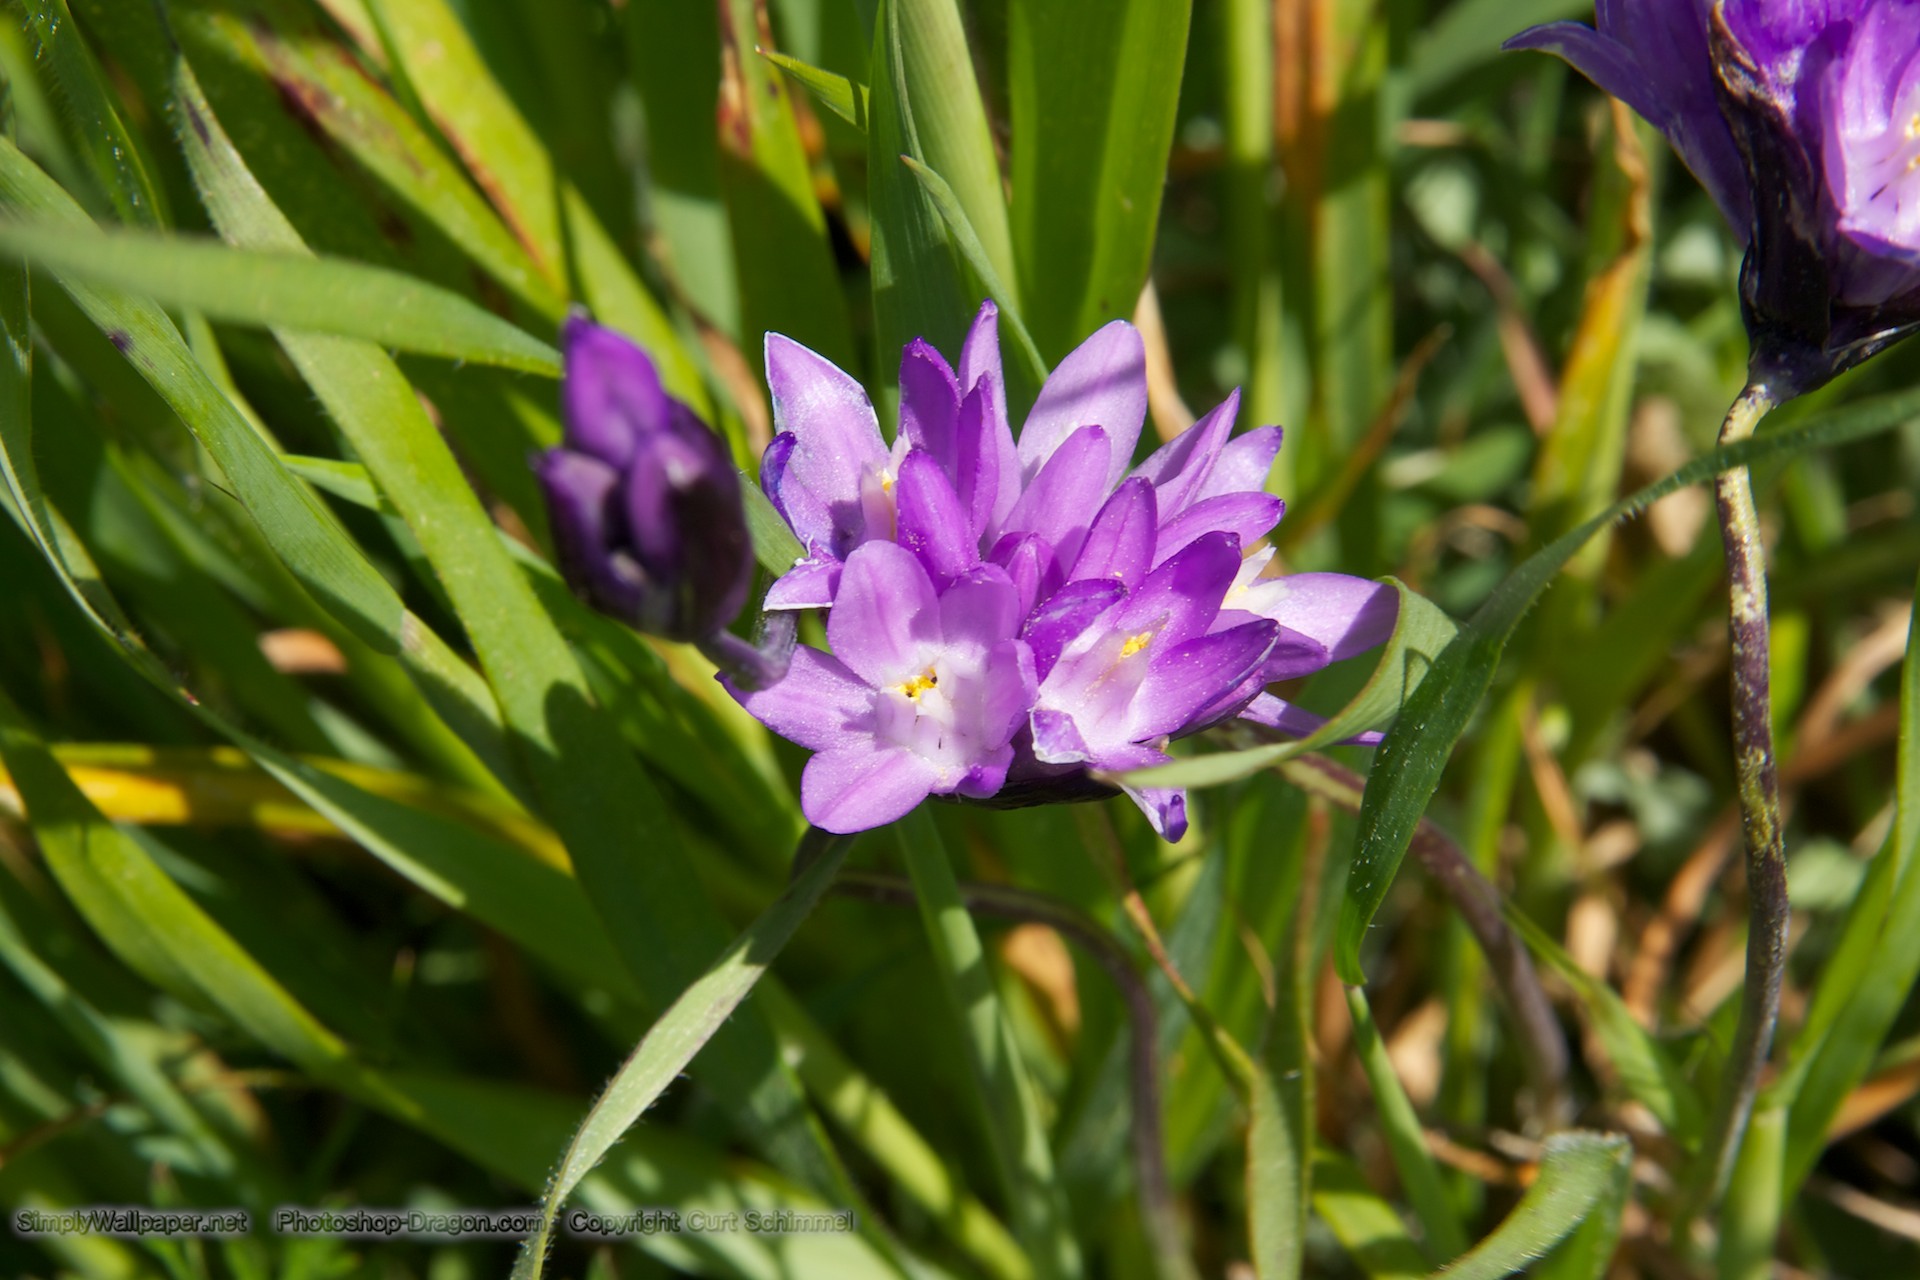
[728,542,1035,834]
[536,316,752,643]
[738,302,1406,838]
[1507,1,1920,395]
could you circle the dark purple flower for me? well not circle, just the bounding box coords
[536,316,752,643]
[1508,1,1920,395]
[729,541,1036,834]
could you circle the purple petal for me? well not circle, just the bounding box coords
[937,565,1024,658]
[1240,693,1386,746]
[827,541,941,687]
[1259,624,1334,682]
[960,305,1023,534]
[896,450,980,585]
[1153,492,1283,566]
[1191,425,1283,504]
[899,340,962,469]
[1095,741,1188,841]
[560,316,667,468]
[1131,390,1238,513]
[1132,620,1278,740]
[535,449,644,618]
[1071,478,1158,588]
[802,746,943,833]
[1002,424,1113,567]
[726,646,875,754]
[764,555,840,610]
[1023,578,1127,679]
[765,333,887,555]
[1116,530,1243,650]
[989,532,1063,619]
[1249,572,1399,661]
[969,638,1039,770]
[1017,320,1147,491]
[1030,707,1092,764]
[953,381,1005,541]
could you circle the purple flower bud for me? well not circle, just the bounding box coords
[1508,1,1920,396]
[535,316,752,642]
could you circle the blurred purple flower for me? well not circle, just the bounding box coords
[1507,1,1920,395]
[535,316,753,644]
[736,304,1399,839]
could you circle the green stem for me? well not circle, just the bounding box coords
[894,808,1083,1280]
[1685,382,1787,1226]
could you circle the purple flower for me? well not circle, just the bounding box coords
[536,316,752,643]
[1508,2,1920,395]
[736,305,1401,838]
[729,542,1036,834]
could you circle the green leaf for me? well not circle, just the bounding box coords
[1505,908,1703,1142]
[1247,1066,1305,1280]
[1430,1133,1632,1280]
[1347,988,1468,1263]
[0,222,561,374]
[510,830,853,1280]
[763,50,870,131]
[0,136,405,655]
[1009,0,1192,359]
[1312,1155,1429,1280]
[896,807,1083,1280]
[1118,580,1458,790]
[1335,384,1920,983]
[1410,0,1590,97]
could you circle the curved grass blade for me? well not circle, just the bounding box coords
[1431,1133,1631,1280]
[0,222,560,374]
[0,136,404,655]
[510,830,854,1280]
[1117,579,1457,790]
[1346,989,1468,1263]
[1312,1155,1428,1280]
[763,50,870,130]
[1336,385,1920,983]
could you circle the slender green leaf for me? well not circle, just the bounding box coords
[1431,1133,1631,1280]
[764,50,869,130]
[897,807,1082,1280]
[511,831,853,1280]
[1411,0,1590,96]
[0,135,405,654]
[1247,1067,1305,1280]
[1008,0,1192,359]
[0,222,560,374]
[1120,580,1457,789]
[1312,1155,1428,1280]
[1336,385,1920,983]
[1347,988,1469,1263]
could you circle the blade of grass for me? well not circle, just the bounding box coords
[896,806,1082,1280]
[510,828,853,1280]
[1431,1133,1632,1280]
[0,222,560,374]
[1311,1155,1429,1280]
[0,135,405,655]
[1335,384,1920,983]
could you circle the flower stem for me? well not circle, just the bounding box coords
[1684,382,1787,1226]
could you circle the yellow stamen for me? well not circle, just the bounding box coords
[1120,631,1154,658]
[897,667,939,699]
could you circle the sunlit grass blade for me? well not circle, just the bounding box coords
[1431,1133,1631,1280]
[0,223,560,373]
[1118,580,1457,790]
[763,50,870,130]
[0,136,405,655]
[896,807,1081,1280]
[1311,1155,1428,1280]
[1345,989,1468,1263]
[1008,0,1192,360]
[510,829,853,1280]
[1335,384,1920,983]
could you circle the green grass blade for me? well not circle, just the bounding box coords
[1312,1155,1429,1280]
[763,50,870,130]
[0,136,405,655]
[1346,989,1469,1263]
[1247,1065,1305,1280]
[510,831,853,1280]
[1008,0,1192,360]
[0,223,560,374]
[1119,579,1457,790]
[1335,385,1920,983]
[897,807,1081,1280]
[1431,1133,1631,1280]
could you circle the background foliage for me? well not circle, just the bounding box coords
[1,0,1918,1277]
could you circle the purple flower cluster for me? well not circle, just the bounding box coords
[729,304,1396,838]
[1509,1,1920,393]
